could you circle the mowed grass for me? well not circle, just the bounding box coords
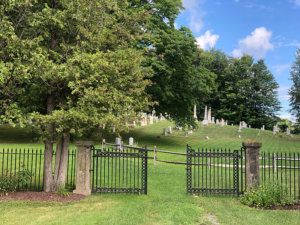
[0,122,299,225]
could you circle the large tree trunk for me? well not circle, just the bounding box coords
[43,95,55,192]
[53,131,70,191]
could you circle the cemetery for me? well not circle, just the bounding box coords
[1,1,300,225]
[0,111,299,225]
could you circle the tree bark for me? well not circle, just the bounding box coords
[53,131,70,190]
[43,95,55,192]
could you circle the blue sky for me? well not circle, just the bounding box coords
[175,0,300,121]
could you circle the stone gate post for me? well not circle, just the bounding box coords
[243,141,262,190]
[73,141,94,196]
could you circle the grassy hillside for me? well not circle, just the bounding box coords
[0,121,299,153]
[117,121,300,153]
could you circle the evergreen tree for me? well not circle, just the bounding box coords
[248,59,281,128]
[289,48,300,133]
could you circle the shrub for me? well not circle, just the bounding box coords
[240,182,295,208]
[0,170,32,196]
[55,185,70,197]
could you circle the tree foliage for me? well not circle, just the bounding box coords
[0,0,151,191]
[289,48,300,132]
[204,54,280,129]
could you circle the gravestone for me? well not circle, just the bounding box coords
[152,108,156,116]
[202,105,208,125]
[149,116,153,125]
[208,107,212,123]
[273,125,279,135]
[112,126,116,133]
[220,119,225,127]
[193,104,197,120]
[141,117,147,126]
[286,128,290,135]
[168,126,172,134]
[129,137,134,146]
[212,117,215,124]
[202,120,208,126]
[238,122,242,133]
[115,137,121,150]
[163,128,167,136]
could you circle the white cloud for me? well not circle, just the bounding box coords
[181,0,206,34]
[277,86,291,101]
[285,40,300,48]
[174,22,179,29]
[232,27,274,59]
[234,0,240,2]
[270,64,290,77]
[278,113,296,123]
[293,0,300,6]
[196,30,219,50]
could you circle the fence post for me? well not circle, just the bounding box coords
[208,150,211,169]
[73,141,94,196]
[154,146,157,166]
[243,141,262,190]
[273,153,277,173]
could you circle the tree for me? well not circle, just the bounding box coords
[145,27,216,127]
[289,48,300,133]
[207,55,280,128]
[0,0,150,191]
[128,1,217,127]
[248,59,280,128]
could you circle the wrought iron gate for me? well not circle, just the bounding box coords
[186,145,244,195]
[91,145,148,194]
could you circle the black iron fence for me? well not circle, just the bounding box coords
[0,148,77,191]
[90,144,148,194]
[259,152,300,200]
[186,146,245,196]
[1,143,299,200]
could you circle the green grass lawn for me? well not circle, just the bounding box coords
[0,122,299,225]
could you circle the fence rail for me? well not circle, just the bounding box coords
[259,152,300,200]
[0,148,77,191]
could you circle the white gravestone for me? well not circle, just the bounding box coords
[129,137,134,146]
[168,126,172,134]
